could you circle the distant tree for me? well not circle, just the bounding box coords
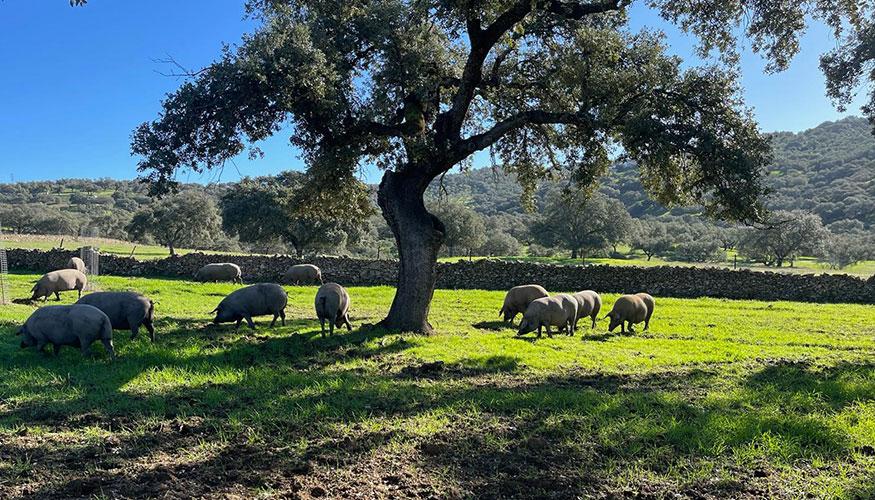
[126,191,223,255]
[631,219,674,261]
[827,219,866,235]
[674,239,725,263]
[220,171,372,258]
[739,211,827,267]
[715,226,744,251]
[478,232,522,257]
[531,192,630,261]
[820,233,872,270]
[428,201,487,259]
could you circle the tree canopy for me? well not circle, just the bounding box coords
[131,0,870,332]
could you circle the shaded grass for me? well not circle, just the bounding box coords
[1,273,875,498]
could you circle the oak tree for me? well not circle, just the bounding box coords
[132,0,866,332]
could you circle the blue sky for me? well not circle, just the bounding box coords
[0,1,866,185]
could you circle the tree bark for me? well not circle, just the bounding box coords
[377,170,446,334]
[168,243,175,256]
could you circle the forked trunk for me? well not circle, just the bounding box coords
[377,170,446,334]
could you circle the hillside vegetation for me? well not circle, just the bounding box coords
[429,117,875,226]
[1,118,873,267]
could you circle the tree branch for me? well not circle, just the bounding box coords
[453,109,597,161]
[439,0,624,145]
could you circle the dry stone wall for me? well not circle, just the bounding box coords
[7,248,875,304]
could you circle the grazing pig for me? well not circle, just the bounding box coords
[604,294,652,333]
[211,283,287,331]
[571,290,602,331]
[30,269,87,302]
[314,283,352,338]
[499,284,549,323]
[284,264,323,285]
[15,304,115,360]
[635,292,655,331]
[195,263,243,284]
[67,257,87,274]
[77,291,156,341]
[517,294,578,338]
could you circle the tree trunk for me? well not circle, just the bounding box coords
[168,243,175,256]
[377,170,445,334]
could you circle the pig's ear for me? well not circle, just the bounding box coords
[13,326,22,336]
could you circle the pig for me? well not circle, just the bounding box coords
[195,263,243,284]
[517,294,578,338]
[499,284,549,323]
[284,264,323,285]
[571,290,602,331]
[15,304,115,360]
[76,291,156,341]
[635,292,655,331]
[314,283,352,338]
[30,269,87,302]
[604,294,653,333]
[210,283,287,331]
[67,257,87,274]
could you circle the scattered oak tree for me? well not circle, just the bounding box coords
[739,210,827,267]
[220,171,372,257]
[531,191,630,261]
[428,200,487,259]
[630,219,674,261]
[131,0,866,332]
[819,233,872,270]
[126,191,223,255]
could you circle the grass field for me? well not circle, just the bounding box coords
[0,234,230,260]
[2,274,875,499]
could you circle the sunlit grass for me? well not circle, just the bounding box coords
[1,273,875,498]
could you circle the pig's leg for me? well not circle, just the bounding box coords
[54,292,61,301]
[319,317,326,338]
[101,338,116,361]
[53,344,61,356]
[130,324,139,340]
[244,315,256,330]
[344,314,352,331]
[234,318,243,332]
[36,341,47,353]
[144,320,155,342]
[279,309,286,327]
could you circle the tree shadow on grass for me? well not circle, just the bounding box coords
[580,329,636,342]
[471,320,511,331]
[16,360,872,499]
[4,341,875,499]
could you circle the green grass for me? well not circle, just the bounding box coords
[0,234,232,260]
[2,273,875,498]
